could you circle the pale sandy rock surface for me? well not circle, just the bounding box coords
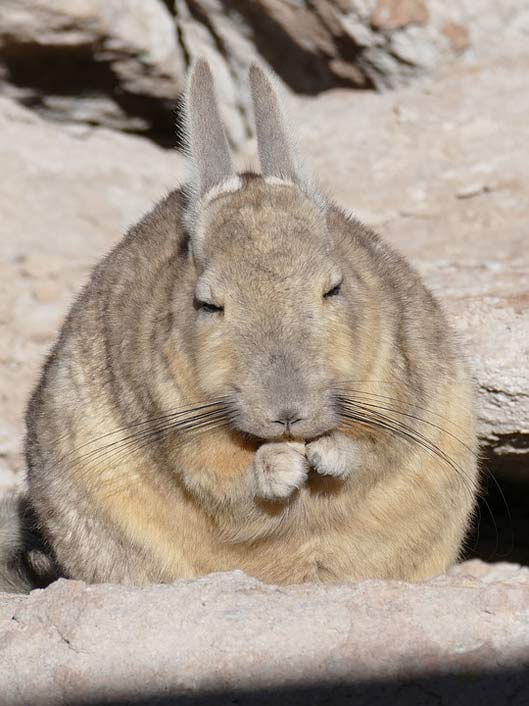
[0,561,528,705]
[448,558,529,584]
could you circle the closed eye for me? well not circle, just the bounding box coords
[324,281,342,298]
[197,300,224,314]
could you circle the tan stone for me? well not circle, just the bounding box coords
[31,281,61,304]
[371,0,429,31]
[442,20,470,52]
[0,0,503,144]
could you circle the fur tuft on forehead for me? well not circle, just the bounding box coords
[203,176,243,204]
[263,176,294,187]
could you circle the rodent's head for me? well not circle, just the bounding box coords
[183,62,362,441]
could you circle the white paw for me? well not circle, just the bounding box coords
[306,434,356,480]
[253,442,308,500]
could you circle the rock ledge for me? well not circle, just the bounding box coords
[1,561,529,705]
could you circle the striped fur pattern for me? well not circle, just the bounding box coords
[0,62,478,591]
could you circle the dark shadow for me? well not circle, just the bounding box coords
[464,467,529,566]
[0,5,375,148]
[218,0,371,94]
[7,668,529,706]
[0,42,178,147]
[160,0,176,14]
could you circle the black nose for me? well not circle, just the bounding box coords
[272,410,304,434]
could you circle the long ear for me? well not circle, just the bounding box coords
[186,60,233,197]
[249,64,302,183]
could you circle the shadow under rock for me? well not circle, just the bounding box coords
[14,669,529,706]
[0,41,178,148]
[464,469,529,566]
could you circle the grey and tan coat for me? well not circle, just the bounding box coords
[0,62,478,592]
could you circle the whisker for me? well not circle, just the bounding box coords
[335,385,473,435]
[95,420,233,503]
[475,469,513,560]
[338,401,476,495]
[335,389,508,559]
[67,409,231,480]
[70,415,232,492]
[337,402,498,553]
[337,394,475,455]
[335,379,473,416]
[338,408,463,480]
[56,397,231,464]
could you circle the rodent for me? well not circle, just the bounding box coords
[0,61,479,592]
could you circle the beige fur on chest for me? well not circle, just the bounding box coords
[85,418,470,585]
[41,364,475,586]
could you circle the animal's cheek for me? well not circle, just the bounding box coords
[193,328,238,393]
[323,319,358,379]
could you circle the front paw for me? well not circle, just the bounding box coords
[253,442,308,500]
[306,433,360,480]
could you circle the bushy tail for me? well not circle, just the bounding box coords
[0,491,59,593]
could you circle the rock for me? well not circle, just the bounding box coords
[17,252,64,279]
[0,96,187,483]
[1,0,514,146]
[371,0,429,31]
[0,563,528,705]
[173,0,528,144]
[449,559,529,584]
[174,0,473,142]
[30,282,61,304]
[455,183,489,199]
[441,20,470,52]
[0,0,186,143]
